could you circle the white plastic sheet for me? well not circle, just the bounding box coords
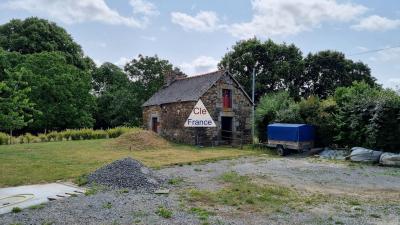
[350,147,382,163]
[380,152,400,166]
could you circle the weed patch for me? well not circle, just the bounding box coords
[11,207,22,213]
[168,177,184,185]
[117,188,129,194]
[74,174,88,186]
[29,203,46,210]
[85,184,104,196]
[156,206,173,218]
[102,202,112,209]
[185,172,300,213]
[348,199,361,206]
[190,207,215,221]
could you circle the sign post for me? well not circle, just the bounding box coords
[185,99,216,145]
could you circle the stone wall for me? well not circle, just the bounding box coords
[143,73,252,145]
[200,74,252,145]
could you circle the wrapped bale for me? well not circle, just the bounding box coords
[350,147,382,163]
[380,153,400,167]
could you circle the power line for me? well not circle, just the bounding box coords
[349,45,400,56]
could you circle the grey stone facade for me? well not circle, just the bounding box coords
[142,71,252,146]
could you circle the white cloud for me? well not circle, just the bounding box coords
[171,11,221,32]
[385,78,400,90]
[352,15,400,31]
[130,0,159,17]
[180,56,219,75]
[228,0,367,38]
[115,57,131,67]
[2,0,158,28]
[368,47,400,62]
[93,59,103,66]
[356,46,369,51]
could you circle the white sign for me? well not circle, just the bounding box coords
[184,99,216,127]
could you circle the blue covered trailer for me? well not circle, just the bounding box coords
[267,123,315,156]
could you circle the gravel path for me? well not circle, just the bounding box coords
[1,154,400,225]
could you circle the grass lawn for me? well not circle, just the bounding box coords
[0,139,259,187]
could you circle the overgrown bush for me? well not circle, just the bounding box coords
[47,131,58,142]
[92,130,107,139]
[23,133,36,143]
[299,96,337,147]
[0,132,9,145]
[107,127,132,138]
[334,82,400,152]
[38,133,47,142]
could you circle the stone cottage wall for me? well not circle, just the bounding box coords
[201,74,252,145]
[143,73,252,146]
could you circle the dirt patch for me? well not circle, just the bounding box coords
[106,130,170,151]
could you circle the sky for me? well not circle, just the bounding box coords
[0,0,399,89]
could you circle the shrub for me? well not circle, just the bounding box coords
[61,130,72,141]
[18,136,25,144]
[70,130,82,140]
[38,133,47,142]
[299,96,337,147]
[1,127,136,145]
[23,133,36,144]
[107,127,132,138]
[0,132,10,145]
[56,133,63,141]
[92,130,107,139]
[47,131,58,142]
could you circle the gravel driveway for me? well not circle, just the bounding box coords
[1,154,400,225]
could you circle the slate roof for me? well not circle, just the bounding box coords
[142,70,253,107]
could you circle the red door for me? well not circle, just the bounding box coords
[223,89,232,109]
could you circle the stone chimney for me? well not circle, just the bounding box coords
[164,70,186,86]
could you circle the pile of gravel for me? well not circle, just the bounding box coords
[87,157,162,190]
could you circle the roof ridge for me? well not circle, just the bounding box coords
[177,70,224,80]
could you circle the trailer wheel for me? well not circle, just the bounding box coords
[276,145,288,156]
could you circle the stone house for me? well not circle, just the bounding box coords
[142,70,253,146]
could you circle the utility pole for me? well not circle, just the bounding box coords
[251,67,255,144]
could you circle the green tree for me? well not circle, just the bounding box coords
[123,55,183,125]
[219,38,378,102]
[304,51,377,98]
[92,63,140,128]
[92,62,130,96]
[0,68,36,140]
[124,55,182,102]
[0,51,96,132]
[219,38,304,101]
[0,17,91,70]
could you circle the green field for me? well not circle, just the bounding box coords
[0,139,258,187]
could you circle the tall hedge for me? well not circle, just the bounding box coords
[334,82,400,152]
